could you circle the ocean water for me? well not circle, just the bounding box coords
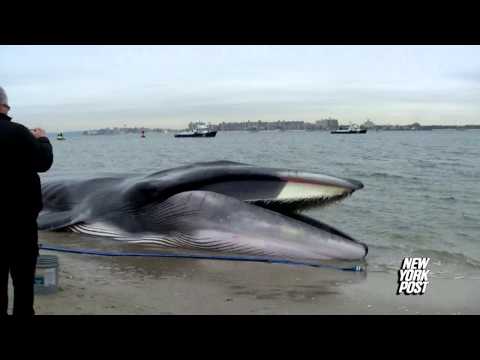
[42,130,480,279]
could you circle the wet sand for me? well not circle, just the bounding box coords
[9,232,480,315]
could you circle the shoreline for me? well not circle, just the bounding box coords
[18,248,480,315]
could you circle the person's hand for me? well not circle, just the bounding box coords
[32,128,47,139]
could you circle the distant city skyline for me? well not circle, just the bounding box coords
[1,45,479,131]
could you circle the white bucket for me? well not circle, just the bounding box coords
[34,255,59,294]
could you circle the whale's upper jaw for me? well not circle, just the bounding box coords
[194,168,364,214]
[164,162,366,212]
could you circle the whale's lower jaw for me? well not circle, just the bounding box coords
[67,222,363,262]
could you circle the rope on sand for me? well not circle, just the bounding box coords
[38,243,365,272]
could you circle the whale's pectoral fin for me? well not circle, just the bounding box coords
[38,210,77,231]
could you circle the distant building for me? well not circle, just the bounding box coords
[316,118,339,130]
[217,120,305,131]
[362,120,376,129]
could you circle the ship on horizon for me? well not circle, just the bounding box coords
[331,124,367,134]
[174,122,217,138]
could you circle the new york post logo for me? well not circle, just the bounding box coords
[397,257,430,295]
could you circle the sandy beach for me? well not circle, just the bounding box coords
[7,232,479,315]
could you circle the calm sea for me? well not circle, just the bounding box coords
[42,130,480,279]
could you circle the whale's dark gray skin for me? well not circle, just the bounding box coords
[39,161,368,262]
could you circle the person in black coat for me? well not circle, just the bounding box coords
[0,86,54,316]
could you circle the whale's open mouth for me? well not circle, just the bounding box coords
[247,175,363,214]
[193,164,366,244]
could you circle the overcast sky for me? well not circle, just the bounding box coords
[1,45,479,131]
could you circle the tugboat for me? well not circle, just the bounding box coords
[174,122,217,138]
[57,132,66,140]
[331,124,367,134]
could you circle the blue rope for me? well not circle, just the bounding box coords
[39,244,365,272]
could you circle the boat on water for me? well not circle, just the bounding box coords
[174,123,217,138]
[331,125,367,134]
[57,132,66,140]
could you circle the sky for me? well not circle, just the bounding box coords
[1,45,479,131]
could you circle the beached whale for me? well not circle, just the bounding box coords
[38,161,368,262]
